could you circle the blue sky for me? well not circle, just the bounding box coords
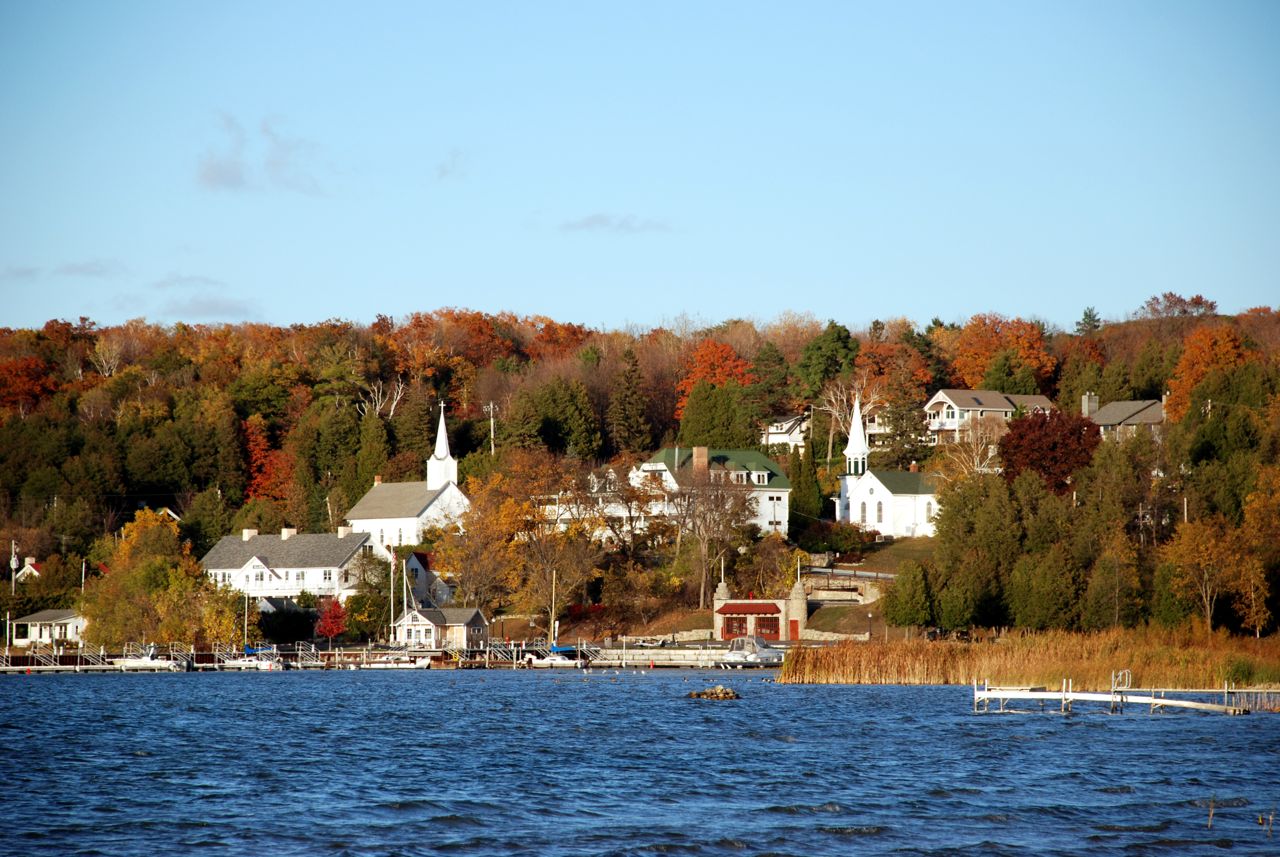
[2,2,1277,334]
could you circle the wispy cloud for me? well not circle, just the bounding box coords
[55,259,127,278]
[159,294,259,321]
[0,265,42,281]
[152,272,226,290]
[261,118,322,195]
[197,114,323,194]
[561,213,671,234]
[199,114,249,190]
[436,149,466,181]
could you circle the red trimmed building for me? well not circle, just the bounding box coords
[711,574,808,642]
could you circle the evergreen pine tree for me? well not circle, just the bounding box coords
[564,379,603,460]
[606,348,651,453]
[749,341,792,417]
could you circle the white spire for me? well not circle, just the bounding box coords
[426,402,458,490]
[432,401,450,461]
[843,395,869,476]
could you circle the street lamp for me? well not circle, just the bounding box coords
[867,612,873,639]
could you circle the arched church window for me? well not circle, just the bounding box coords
[876,501,884,523]
[859,502,866,524]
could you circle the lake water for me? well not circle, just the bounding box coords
[2,670,1277,856]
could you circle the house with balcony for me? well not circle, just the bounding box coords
[200,527,371,603]
[923,389,1054,445]
[346,405,470,561]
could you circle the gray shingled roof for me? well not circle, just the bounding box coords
[1091,400,1163,427]
[345,482,446,520]
[934,389,1054,412]
[870,470,936,496]
[201,532,370,570]
[16,608,80,624]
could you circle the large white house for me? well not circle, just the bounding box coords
[630,446,791,537]
[345,405,470,560]
[201,527,371,602]
[835,397,938,538]
[923,389,1054,445]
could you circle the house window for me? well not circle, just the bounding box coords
[398,528,403,545]
[412,568,419,580]
[255,570,264,582]
[926,501,934,519]
[323,569,332,582]
[945,406,955,420]
[378,530,384,546]
[297,571,306,583]
[876,502,883,524]
[860,502,867,524]
[756,473,766,485]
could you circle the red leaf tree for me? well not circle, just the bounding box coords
[674,340,755,420]
[315,598,348,649]
[998,410,1101,495]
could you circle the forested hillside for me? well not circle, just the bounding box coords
[3,295,1278,639]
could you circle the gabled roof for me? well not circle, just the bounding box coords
[346,482,447,520]
[201,532,370,571]
[927,389,1054,413]
[1091,400,1163,427]
[395,606,486,627]
[869,470,936,497]
[644,448,791,490]
[16,608,81,624]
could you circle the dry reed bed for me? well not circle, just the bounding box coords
[779,627,1280,690]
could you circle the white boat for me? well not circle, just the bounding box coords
[715,636,785,669]
[364,655,429,669]
[113,644,181,672]
[524,652,584,669]
[222,655,283,671]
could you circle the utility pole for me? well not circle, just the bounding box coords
[483,401,498,456]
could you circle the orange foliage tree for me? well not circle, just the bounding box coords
[674,340,755,420]
[1163,324,1254,422]
[952,313,1056,389]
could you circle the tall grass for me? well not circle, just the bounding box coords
[779,626,1280,690]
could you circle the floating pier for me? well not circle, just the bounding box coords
[974,671,1250,716]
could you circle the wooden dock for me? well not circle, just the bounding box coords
[974,672,1250,716]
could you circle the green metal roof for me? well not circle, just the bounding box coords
[869,469,935,496]
[647,448,791,490]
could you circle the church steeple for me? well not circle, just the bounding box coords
[843,395,869,477]
[426,402,458,490]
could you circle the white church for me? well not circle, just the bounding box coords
[345,404,471,560]
[834,397,938,539]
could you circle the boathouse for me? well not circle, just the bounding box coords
[392,607,489,649]
[711,574,807,642]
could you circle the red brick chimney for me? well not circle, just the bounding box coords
[693,446,709,478]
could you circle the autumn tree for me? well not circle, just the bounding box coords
[1164,324,1254,422]
[951,313,1055,390]
[673,339,755,420]
[315,598,347,648]
[998,409,1101,495]
[1161,516,1235,632]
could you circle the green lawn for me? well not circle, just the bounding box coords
[854,536,935,574]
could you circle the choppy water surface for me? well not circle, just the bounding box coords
[2,670,1277,856]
